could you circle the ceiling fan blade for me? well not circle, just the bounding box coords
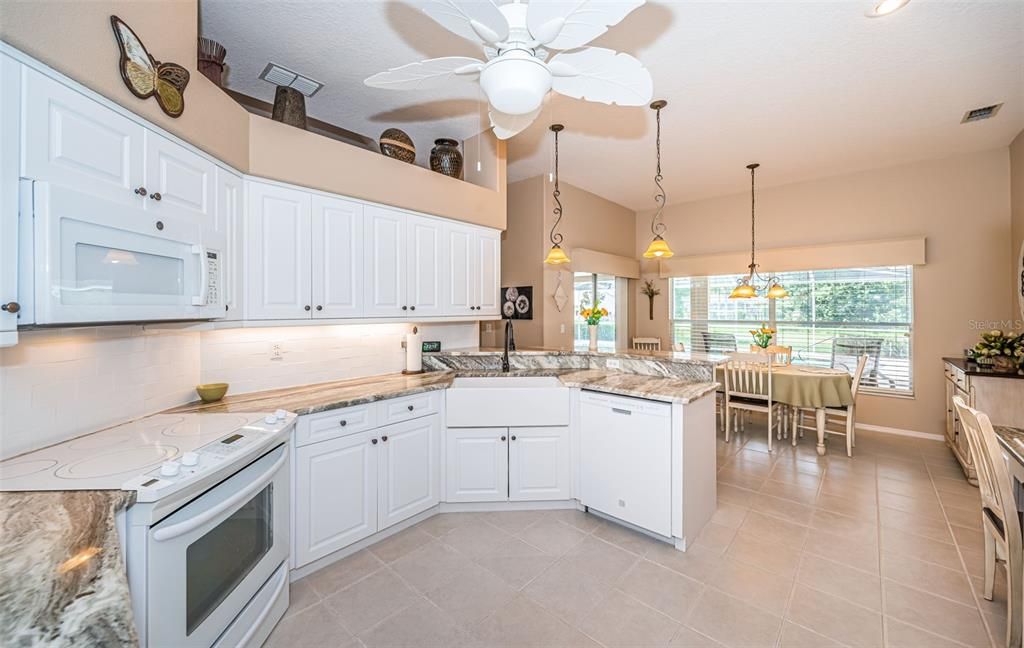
[489,106,541,140]
[527,0,644,50]
[423,0,510,45]
[364,57,484,91]
[549,47,652,106]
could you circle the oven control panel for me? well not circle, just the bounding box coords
[124,410,296,502]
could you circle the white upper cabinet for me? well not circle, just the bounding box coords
[246,182,312,320]
[143,131,215,224]
[363,205,407,317]
[406,215,444,317]
[475,228,501,316]
[214,167,243,319]
[312,195,364,318]
[444,223,474,316]
[1,54,20,347]
[22,67,145,207]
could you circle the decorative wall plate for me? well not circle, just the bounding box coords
[501,286,533,320]
[110,15,190,118]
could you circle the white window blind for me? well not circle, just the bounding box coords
[672,266,914,395]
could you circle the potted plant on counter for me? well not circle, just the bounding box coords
[580,297,609,352]
[972,329,1024,373]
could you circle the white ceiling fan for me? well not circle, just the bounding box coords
[364,0,654,139]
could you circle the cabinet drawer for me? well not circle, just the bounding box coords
[295,403,377,447]
[379,391,440,426]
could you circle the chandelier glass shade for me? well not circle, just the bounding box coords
[643,100,674,259]
[544,124,571,265]
[729,163,788,300]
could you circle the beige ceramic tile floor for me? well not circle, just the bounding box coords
[266,425,1007,648]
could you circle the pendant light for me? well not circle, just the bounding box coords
[544,123,570,265]
[729,163,788,299]
[643,100,673,259]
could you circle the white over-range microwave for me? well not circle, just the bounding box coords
[18,181,223,324]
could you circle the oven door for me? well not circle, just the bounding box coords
[29,182,222,324]
[145,444,289,648]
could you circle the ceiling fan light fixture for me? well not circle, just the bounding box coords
[866,0,910,17]
[479,52,552,116]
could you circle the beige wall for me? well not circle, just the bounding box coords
[0,0,506,229]
[497,177,546,347]
[635,148,1014,435]
[1011,130,1024,325]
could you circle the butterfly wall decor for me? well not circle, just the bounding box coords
[110,15,190,118]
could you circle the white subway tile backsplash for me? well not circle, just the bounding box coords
[1,321,479,459]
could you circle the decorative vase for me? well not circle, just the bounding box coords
[430,138,463,178]
[992,355,1018,373]
[197,37,226,87]
[272,86,307,129]
[379,128,416,164]
[588,325,599,352]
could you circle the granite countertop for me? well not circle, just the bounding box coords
[557,369,719,404]
[943,357,1024,380]
[436,346,729,366]
[0,490,137,647]
[995,426,1024,466]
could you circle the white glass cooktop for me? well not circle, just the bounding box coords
[0,413,267,491]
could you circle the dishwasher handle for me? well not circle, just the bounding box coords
[611,407,633,415]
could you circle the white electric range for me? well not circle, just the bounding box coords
[0,411,297,648]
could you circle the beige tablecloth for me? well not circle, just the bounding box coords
[717,365,854,409]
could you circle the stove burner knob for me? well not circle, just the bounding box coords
[181,452,200,467]
[274,409,288,421]
[264,415,278,424]
[160,461,181,477]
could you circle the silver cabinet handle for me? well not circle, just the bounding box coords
[612,407,633,415]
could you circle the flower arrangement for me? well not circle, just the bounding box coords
[971,330,1024,372]
[750,323,775,349]
[580,296,609,326]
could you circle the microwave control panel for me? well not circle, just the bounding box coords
[205,250,220,306]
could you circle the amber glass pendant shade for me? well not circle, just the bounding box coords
[729,282,757,299]
[643,236,674,259]
[544,244,570,265]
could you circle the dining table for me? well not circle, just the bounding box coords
[717,363,855,455]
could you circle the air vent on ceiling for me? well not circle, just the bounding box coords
[258,62,324,97]
[961,103,1002,124]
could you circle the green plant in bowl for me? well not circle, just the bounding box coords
[196,383,229,403]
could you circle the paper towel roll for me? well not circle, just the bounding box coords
[406,330,423,373]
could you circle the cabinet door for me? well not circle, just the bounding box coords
[143,131,215,224]
[406,215,444,317]
[363,206,407,317]
[312,195,364,318]
[0,55,19,347]
[294,431,378,567]
[444,223,475,316]
[22,67,145,207]
[246,182,312,319]
[445,428,508,502]
[378,415,440,529]
[214,167,243,319]
[474,229,501,315]
[509,427,571,501]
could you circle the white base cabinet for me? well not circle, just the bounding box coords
[445,426,570,503]
[292,398,440,568]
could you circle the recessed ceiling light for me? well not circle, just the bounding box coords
[866,0,910,18]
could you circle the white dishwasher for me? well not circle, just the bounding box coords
[579,390,672,537]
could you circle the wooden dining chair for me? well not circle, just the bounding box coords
[749,344,793,366]
[723,355,780,451]
[792,354,867,457]
[632,337,662,351]
[952,396,1022,648]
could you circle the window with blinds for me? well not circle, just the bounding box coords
[671,266,914,395]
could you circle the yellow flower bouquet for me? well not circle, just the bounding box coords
[580,297,609,326]
[750,323,775,348]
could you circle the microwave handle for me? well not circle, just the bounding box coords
[151,450,287,542]
[191,244,208,306]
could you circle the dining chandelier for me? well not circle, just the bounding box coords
[729,163,788,299]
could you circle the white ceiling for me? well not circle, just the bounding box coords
[200,0,1024,210]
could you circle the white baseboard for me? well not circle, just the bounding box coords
[855,422,944,442]
[439,500,578,513]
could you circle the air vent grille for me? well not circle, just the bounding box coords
[961,103,1002,124]
[258,63,324,97]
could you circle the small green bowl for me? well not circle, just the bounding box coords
[196,383,229,403]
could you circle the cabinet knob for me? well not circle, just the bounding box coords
[511,435,517,441]
[150,192,162,201]
[407,405,414,411]
[339,420,347,427]
[1,301,19,314]
[134,187,147,196]
[410,306,416,311]
[382,435,388,442]
[316,305,323,311]
[155,221,164,231]
[500,435,506,441]
[304,305,311,311]
[371,438,378,445]
[402,306,408,311]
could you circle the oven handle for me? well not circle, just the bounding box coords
[235,567,288,648]
[191,244,208,307]
[152,450,286,542]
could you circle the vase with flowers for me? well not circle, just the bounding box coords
[750,323,776,349]
[580,297,609,351]
[971,329,1024,373]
